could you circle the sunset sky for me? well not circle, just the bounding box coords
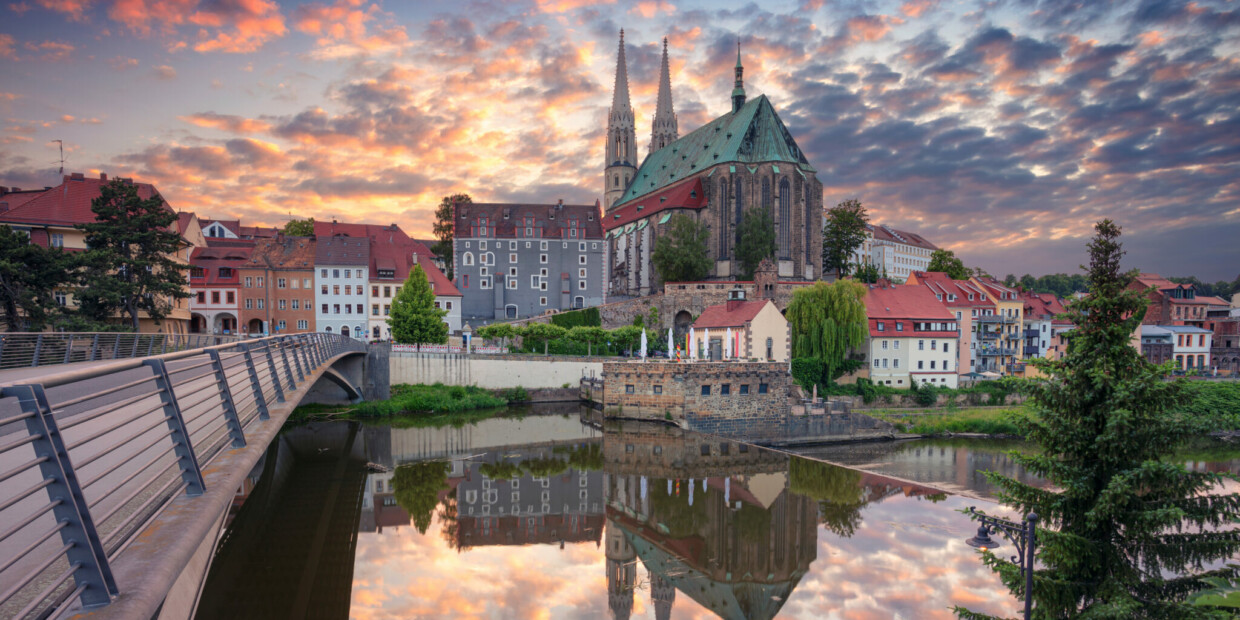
[1,0,1237,280]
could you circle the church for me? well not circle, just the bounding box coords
[602,31,825,298]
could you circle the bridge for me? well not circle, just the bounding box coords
[0,331,372,619]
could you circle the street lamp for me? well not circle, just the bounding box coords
[965,506,1038,620]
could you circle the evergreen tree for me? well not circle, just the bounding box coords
[821,199,869,280]
[433,193,470,280]
[0,226,77,331]
[651,214,711,283]
[735,206,776,280]
[927,249,971,280]
[77,180,191,331]
[959,220,1240,619]
[281,217,314,237]
[388,265,448,344]
[785,280,868,382]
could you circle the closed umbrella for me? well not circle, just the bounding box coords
[703,328,710,360]
[689,328,696,360]
[725,327,733,359]
[640,329,647,360]
[667,328,674,360]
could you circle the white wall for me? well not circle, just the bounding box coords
[316,264,368,338]
[390,353,604,389]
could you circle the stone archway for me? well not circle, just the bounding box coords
[247,318,264,335]
[341,325,351,338]
[673,310,693,343]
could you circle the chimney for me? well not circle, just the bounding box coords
[726,299,743,312]
[70,172,84,181]
[100,172,107,181]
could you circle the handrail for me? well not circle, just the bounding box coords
[0,332,365,618]
[0,332,245,371]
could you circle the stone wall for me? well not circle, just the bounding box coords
[600,360,791,428]
[838,392,1027,410]
[390,352,605,389]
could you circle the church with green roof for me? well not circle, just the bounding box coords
[602,32,824,298]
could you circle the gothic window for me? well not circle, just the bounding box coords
[805,189,814,265]
[614,175,619,187]
[734,177,744,245]
[778,178,791,259]
[718,178,729,258]
[762,177,771,210]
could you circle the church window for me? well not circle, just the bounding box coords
[805,192,814,265]
[778,178,791,259]
[734,177,744,245]
[614,175,619,187]
[718,178,729,258]
[762,177,771,209]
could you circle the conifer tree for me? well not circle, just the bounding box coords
[959,220,1240,618]
[0,226,77,331]
[388,265,448,344]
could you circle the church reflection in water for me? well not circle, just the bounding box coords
[601,419,944,620]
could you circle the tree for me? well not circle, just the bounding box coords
[853,261,881,284]
[477,322,518,350]
[521,323,566,355]
[392,461,449,535]
[735,206,776,280]
[927,249,970,280]
[433,193,470,280]
[785,280,868,384]
[77,180,191,331]
[959,220,1240,619]
[608,325,643,355]
[821,199,869,280]
[0,226,77,331]
[651,214,711,283]
[282,217,314,237]
[567,325,607,356]
[388,265,448,344]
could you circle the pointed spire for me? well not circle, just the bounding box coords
[732,37,746,113]
[650,36,678,153]
[611,29,632,114]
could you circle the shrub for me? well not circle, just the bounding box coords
[504,386,530,402]
[914,383,937,406]
[791,358,825,391]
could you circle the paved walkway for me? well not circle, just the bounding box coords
[0,359,136,386]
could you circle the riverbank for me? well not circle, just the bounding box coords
[290,383,508,423]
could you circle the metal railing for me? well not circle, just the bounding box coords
[977,347,1017,357]
[974,315,1017,324]
[0,333,243,370]
[0,332,363,619]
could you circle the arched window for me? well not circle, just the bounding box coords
[463,252,474,266]
[778,178,791,259]
[762,177,771,210]
[734,177,744,245]
[614,175,619,187]
[325,326,332,333]
[805,190,814,266]
[718,178,729,258]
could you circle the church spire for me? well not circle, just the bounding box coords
[649,36,678,154]
[604,29,638,210]
[732,38,746,113]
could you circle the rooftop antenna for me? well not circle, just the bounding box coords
[52,139,65,176]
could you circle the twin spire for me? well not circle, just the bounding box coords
[650,37,678,153]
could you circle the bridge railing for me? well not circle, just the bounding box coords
[0,332,244,370]
[0,332,364,619]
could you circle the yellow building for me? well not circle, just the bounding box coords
[969,276,1025,375]
[689,298,789,361]
[0,172,199,334]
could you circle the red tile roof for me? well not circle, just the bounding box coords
[1198,295,1230,307]
[907,271,994,308]
[0,173,169,227]
[692,299,773,329]
[868,224,938,250]
[1022,291,1068,320]
[605,176,707,231]
[248,235,316,270]
[1132,273,1209,304]
[865,284,956,321]
[313,220,435,258]
[176,212,197,235]
[190,245,253,285]
[972,276,1021,300]
[0,187,49,213]
[420,255,461,297]
[454,201,604,241]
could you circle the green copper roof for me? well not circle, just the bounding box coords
[617,94,816,205]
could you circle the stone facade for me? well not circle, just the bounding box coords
[600,360,791,426]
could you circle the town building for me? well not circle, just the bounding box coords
[240,235,317,335]
[188,242,250,335]
[969,276,1025,375]
[314,234,370,339]
[453,201,605,322]
[688,298,789,362]
[602,34,824,295]
[199,219,280,240]
[1021,291,1070,360]
[867,225,937,282]
[1129,273,1209,328]
[1141,325,1212,371]
[864,282,960,388]
[904,271,994,376]
[0,172,196,333]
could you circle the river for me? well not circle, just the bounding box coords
[193,405,1240,619]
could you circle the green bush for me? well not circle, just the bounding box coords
[914,383,938,406]
[349,383,507,418]
[550,307,601,329]
[504,386,530,402]
[791,358,824,391]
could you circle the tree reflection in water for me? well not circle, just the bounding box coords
[392,461,450,534]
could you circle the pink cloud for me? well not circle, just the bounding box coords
[36,0,91,20]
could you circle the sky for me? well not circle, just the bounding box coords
[1,0,1237,281]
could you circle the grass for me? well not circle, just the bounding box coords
[870,405,1029,436]
[289,382,508,422]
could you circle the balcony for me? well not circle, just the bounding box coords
[1024,328,1040,339]
[1007,363,1027,374]
[977,331,999,341]
[1024,346,1041,356]
[977,347,1016,357]
[975,315,1016,324]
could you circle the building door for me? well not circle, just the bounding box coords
[709,339,722,361]
[341,325,350,338]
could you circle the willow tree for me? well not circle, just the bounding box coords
[958,220,1240,619]
[785,280,868,383]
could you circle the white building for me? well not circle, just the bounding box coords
[1144,325,1213,372]
[864,283,960,388]
[315,235,370,339]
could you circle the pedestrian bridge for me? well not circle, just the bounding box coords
[0,332,369,619]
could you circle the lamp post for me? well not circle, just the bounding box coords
[965,506,1038,620]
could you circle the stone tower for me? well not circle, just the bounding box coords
[732,39,746,113]
[649,37,678,154]
[605,29,638,211]
[605,518,636,620]
[650,571,675,620]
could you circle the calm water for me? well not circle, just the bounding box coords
[195,407,1240,619]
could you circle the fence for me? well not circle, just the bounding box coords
[391,343,505,354]
[0,333,242,370]
[0,332,363,619]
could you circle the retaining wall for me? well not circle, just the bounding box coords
[389,352,606,389]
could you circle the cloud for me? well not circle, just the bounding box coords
[106,0,287,53]
[108,55,139,70]
[0,34,14,59]
[152,64,176,79]
[35,0,91,21]
[180,112,272,134]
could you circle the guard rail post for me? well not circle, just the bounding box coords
[142,359,206,497]
[62,334,74,364]
[277,340,296,391]
[262,342,286,403]
[286,337,305,383]
[7,383,119,606]
[238,342,270,420]
[207,349,247,449]
[32,333,43,367]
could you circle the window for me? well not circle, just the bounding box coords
[740,384,749,395]
[759,383,768,394]
[297,320,308,330]
[540,254,548,264]
[894,340,900,350]
[278,299,286,310]
[321,284,328,294]
[190,266,205,279]
[278,320,286,330]
[918,360,924,369]
[334,304,341,314]
[625,384,634,394]
[464,253,474,266]
[333,285,340,295]
[384,305,390,316]
[196,291,206,304]
[356,304,363,314]
[539,297,548,306]
[653,385,662,395]
[766,337,773,359]
[919,340,925,350]
[257,299,264,309]
[944,342,950,353]
[463,274,469,288]
[579,255,587,265]
[245,298,253,309]
[245,277,253,288]
[344,285,352,295]
[881,340,888,350]
[54,290,66,306]
[50,233,63,248]
[893,359,899,368]
[277,278,286,289]
[877,321,885,332]
[721,384,730,395]
[896,322,903,331]
[931,340,937,350]
[372,304,380,316]
[446,301,452,310]
[701,385,711,395]
[303,278,310,288]
[291,299,299,309]
[372,286,379,297]
[210,291,220,304]
[540,240,548,250]
[256,277,264,288]
[322,304,328,314]
[930,361,936,369]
